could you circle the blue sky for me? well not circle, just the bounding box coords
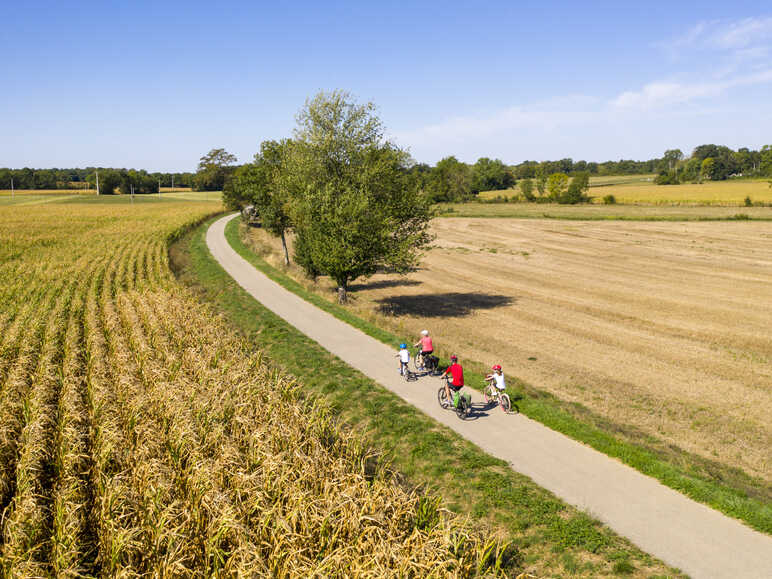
[2,1,771,171]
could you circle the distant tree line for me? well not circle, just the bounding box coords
[0,167,194,193]
[653,145,772,185]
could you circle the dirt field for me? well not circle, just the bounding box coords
[247,219,772,482]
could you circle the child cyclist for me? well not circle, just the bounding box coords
[485,364,506,393]
[440,355,464,406]
[395,343,410,376]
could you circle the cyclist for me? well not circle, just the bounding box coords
[441,354,464,407]
[485,364,506,392]
[395,343,410,376]
[413,329,434,370]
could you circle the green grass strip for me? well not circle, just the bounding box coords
[173,215,683,577]
[224,216,772,535]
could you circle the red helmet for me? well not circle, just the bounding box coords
[450,354,458,361]
[492,364,502,371]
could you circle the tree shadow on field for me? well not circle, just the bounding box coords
[376,292,514,318]
[349,278,423,292]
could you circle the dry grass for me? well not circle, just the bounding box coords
[246,218,772,484]
[0,202,513,576]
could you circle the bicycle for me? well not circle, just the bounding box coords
[483,382,513,413]
[437,375,472,420]
[414,351,438,374]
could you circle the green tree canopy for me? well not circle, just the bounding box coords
[285,90,432,303]
[425,156,472,202]
[546,172,569,200]
[227,140,295,265]
[194,148,237,191]
[561,171,590,204]
[470,157,514,193]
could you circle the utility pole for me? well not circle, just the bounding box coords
[171,175,174,193]
[159,179,162,198]
[96,170,100,195]
[10,177,13,199]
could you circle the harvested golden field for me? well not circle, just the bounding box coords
[0,189,96,196]
[591,180,772,204]
[247,218,772,482]
[0,202,509,576]
[478,178,772,205]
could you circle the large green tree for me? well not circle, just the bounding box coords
[194,148,237,191]
[470,157,514,193]
[286,90,432,303]
[425,156,472,202]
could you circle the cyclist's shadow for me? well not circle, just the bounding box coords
[464,403,490,420]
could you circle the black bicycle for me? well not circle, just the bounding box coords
[414,351,438,374]
[437,375,472,420]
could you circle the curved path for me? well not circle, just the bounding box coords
[208,214,772,579]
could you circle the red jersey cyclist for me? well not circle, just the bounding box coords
[441,354,464,406]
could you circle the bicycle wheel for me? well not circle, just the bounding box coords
[413,352,425,371]
[457,395,473,420]
[500,392,512,413]
[437,387,449,409]
[483,385,493,404]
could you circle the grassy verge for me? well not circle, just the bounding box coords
[171,215,684,577]
[225,216,772,536]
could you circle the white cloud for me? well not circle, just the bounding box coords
[662,15,772,59]
[392,98,600,150]
[714,16,772,50]
[611,69,772,110]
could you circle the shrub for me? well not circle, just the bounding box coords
[744,195,752,207]
[602,194,616,205]
[654,171,679,185]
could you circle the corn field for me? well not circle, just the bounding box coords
[0,203,512,577]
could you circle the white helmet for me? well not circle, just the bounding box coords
[421,330,429,336]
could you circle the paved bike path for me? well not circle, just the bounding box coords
[207,214,772,579]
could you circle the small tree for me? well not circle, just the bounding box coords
[560,171,590,204]
[194,148,237,191]
[546,172,569,200]
[519,178,535,201]
[287,91,432,303]
[226,140,295,265]
[700,157,716,181]
[535,167,547,197]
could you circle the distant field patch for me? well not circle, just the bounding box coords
[589,174,656,187]
[595,180,772,204]
[159,186,193,192]
[0,189,96,196]
[436,202,772,220]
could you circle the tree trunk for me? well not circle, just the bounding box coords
[337,285,347,304]
[280,231,290,266]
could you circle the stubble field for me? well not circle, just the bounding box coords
[479,178,772,205]
[248,218,772,484]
